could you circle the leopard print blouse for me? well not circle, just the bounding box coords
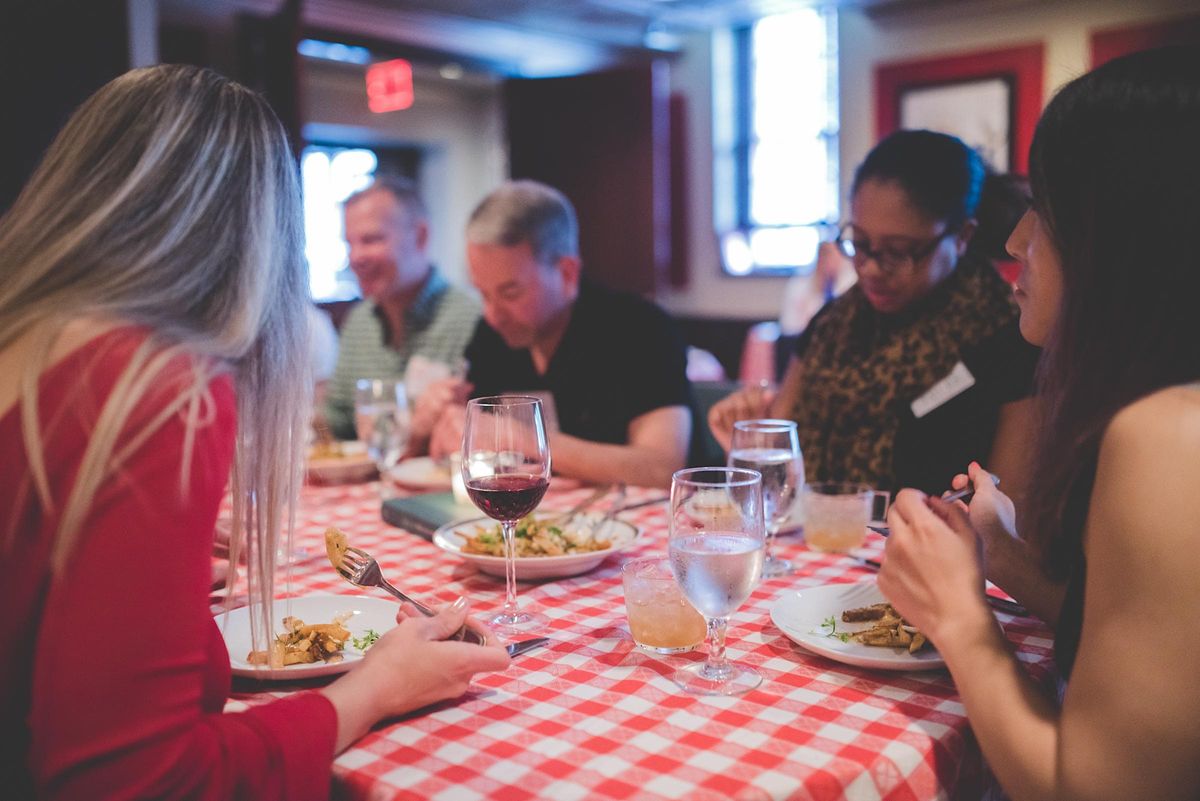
[786,254,1021,491]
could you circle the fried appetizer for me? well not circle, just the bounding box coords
[325,527,348,571]
[842,602,930,654]
[246,614,352,668]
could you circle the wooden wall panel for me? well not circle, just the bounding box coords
[504,65,671,296]
[0,0,131,212]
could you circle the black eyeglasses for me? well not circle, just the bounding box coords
[835,224,956,276]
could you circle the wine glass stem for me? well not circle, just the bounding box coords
[703,617,730,678]
[765,521,779,560]
[502,519,519,619]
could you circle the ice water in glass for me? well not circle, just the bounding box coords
[667,467,765,696]
[355,378,409,472]
[729,419,803,577]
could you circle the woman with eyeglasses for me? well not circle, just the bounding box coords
[710,129,1039,505]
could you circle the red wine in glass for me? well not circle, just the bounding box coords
[466,475,550,521]
[462,395,552,634]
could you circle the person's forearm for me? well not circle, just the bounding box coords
[935,605,1061,801]
[985,532,1067,626]
[549,432,684,489]
[318,671,383,754]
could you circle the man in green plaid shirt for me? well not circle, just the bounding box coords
[324,177,479,439]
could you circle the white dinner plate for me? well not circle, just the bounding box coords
[218,594,398,680]
[433,514,640,580]
[770,581,945,671]
[386,456,453,490]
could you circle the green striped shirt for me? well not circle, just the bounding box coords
[325,269,480,439]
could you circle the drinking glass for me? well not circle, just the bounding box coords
[621,557,706,654]
[803,482,890,553]
[668,467,765,695]
[461,396,551,633]
[728,419,803,577]
[355,378,409,473]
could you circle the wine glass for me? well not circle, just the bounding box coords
[668,467,765,696]
[728,419,803,577]
[461,395,551,633]
[355,378,409,473]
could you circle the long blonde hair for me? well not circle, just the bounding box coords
[0,65,310,648]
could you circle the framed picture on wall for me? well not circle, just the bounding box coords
[899,77,1012,170]
[875,44,1043,174]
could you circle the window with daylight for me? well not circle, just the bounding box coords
[714,8,839,276]
[301,143,422,301]
[302,144,378,301]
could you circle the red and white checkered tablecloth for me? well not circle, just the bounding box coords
[219,482,1056,801]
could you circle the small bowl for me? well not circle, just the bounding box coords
[306,441,377,484]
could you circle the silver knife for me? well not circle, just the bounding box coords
[506,637,549,657]
[615,495,669,513]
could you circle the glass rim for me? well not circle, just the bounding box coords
[620,555,671,576]
[672,466,762,488]
[804,481,874,495]
[466,394,542,408]
[732,418,797,433]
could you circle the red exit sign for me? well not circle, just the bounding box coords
[366,59,414,113]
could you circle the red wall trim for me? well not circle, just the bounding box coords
[1091,15,1200,67]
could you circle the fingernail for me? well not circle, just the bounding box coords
[450,596,468,612]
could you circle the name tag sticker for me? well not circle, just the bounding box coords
[910,361,976,419]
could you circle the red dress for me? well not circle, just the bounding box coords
[0,329,337,800]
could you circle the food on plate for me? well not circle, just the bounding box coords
[246,613,352,667]
[462,515,611,558]
[306,440,375,484]
[841,602,929,653]
[351,629,381,650]
[841,602,893,623]
[325,527,348,571]
[821,602,930,654]
[309,439,344,460]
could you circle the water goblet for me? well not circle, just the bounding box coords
[728,419,803,577]
[461,396,551,634]
[354,378,409,473]
[668,467,765,696]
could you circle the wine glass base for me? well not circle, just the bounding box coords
[489,609,547,636]
[672,661,762,696]
[762,554,794,577]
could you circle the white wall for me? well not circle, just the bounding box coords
[661,0,1198,321]
[301,59,506,288]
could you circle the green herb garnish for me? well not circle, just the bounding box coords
[820,615,852,643]
[351,629,380,651]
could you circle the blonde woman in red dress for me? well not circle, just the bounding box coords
[0,65,509,800]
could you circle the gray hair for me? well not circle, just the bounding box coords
[0,64,310,651]
[345,174,428,224]
[466,180,579,264]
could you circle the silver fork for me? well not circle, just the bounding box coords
[334,545,488,646]
[545,484,612,528]
[586,483,627,546]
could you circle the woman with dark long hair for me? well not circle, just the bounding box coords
[880,46,1200,799]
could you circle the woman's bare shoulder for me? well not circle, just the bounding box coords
[1093,385,1200,556]
[1105,384,1200,456]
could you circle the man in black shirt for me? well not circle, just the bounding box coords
[420,180,693,488]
